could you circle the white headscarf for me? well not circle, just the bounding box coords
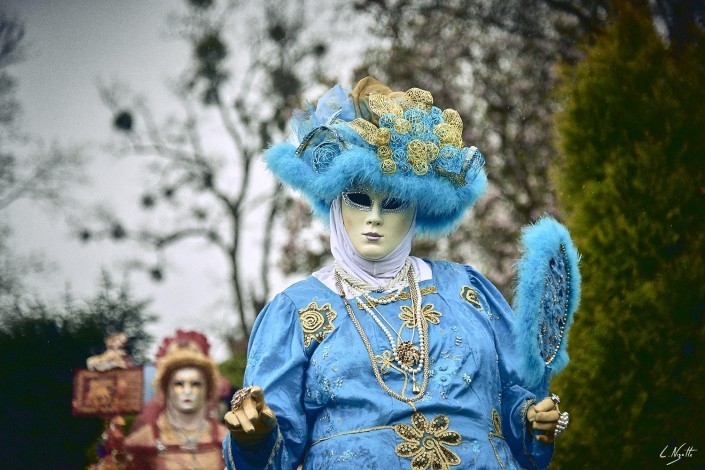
[329,197,415,287]
[312,198,431,293]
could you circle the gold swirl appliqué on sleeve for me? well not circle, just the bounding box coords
[298,302,337,347]
[460,285,483,311]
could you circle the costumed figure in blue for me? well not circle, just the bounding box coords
[223,77,580,469]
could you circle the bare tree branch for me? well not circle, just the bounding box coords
[80,0,335,340]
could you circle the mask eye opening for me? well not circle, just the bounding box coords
[381,197,410,214]
[342,191,373,211]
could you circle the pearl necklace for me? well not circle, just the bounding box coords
[335,261,428,395]
[334,259,411,293]
[344,280,424,375]
[357,284,405,307]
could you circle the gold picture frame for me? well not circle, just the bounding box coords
[72,367,144,417]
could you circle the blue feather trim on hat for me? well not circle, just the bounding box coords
[264,77,487,237]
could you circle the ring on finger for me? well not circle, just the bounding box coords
[230,386,255,412]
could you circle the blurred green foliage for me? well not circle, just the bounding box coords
[551,4,705,468]
[0,273,155,469]
[219,349,248,390]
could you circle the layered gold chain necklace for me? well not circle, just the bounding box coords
[164,410,207,453]
[334,261,430,403]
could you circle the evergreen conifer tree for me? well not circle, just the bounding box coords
[551,4,705,467]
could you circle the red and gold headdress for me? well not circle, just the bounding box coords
[152,330,219,401]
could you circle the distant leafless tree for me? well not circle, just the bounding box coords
[78,0,342,341]
[0,11,85,303]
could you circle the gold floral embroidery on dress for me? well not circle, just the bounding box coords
[460,286,483,311]
[375,350,394,374]
[298,302,337,347]
[399,303,442,328]
[395,412,462,470]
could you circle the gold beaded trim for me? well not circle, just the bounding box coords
[309,425,395,448]
[225,429,282,470]
[520,398,536,428]
[488,409,506,470]
[356,286,438,310]
[309,412,463,469]
[543,243,571,365]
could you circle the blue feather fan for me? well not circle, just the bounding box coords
[513,216,581,395]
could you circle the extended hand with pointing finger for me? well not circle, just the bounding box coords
[224,386,278,446]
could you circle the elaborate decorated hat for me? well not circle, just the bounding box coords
[153,331,219,401]
[265,76,487,236]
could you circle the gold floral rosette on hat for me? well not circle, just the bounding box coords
[347,77,469,182]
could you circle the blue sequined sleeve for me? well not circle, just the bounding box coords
[466,266,554,469]
[223,292,309,470]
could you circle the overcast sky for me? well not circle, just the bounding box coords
[2,0,364,361]
[4,0,368,362]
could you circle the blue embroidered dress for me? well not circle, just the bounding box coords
[224,260,553,469]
